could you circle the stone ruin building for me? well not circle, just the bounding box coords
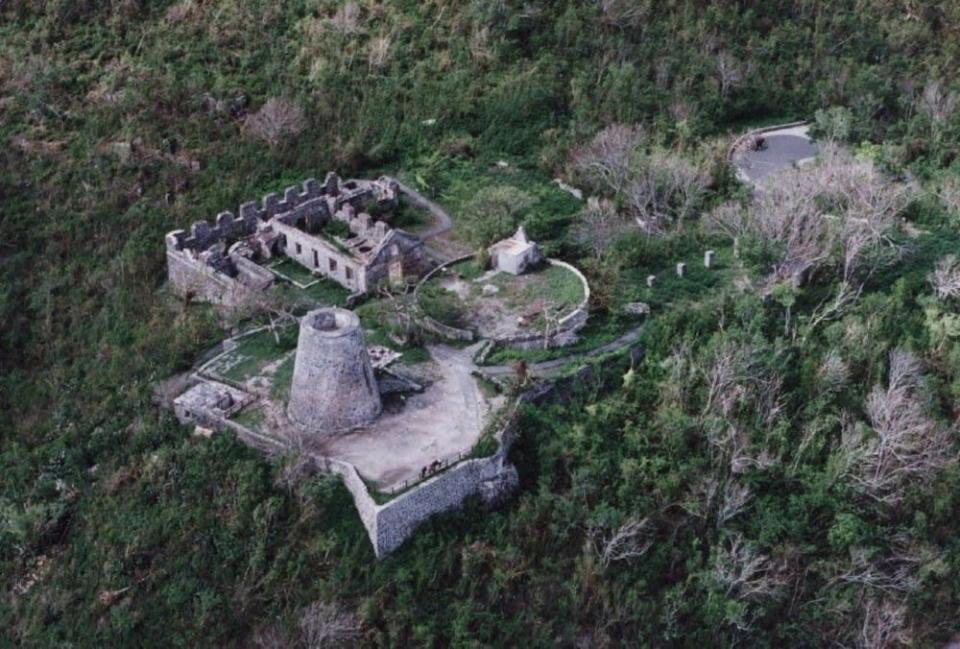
[287,308,382,433]
[165,172,429,306]
[488,226,542,275]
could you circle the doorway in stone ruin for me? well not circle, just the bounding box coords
[389,259,403,285]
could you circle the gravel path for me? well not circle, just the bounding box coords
[479,323,645,379]
[396,181,453,240]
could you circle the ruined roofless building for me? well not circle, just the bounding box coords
[165,173,429,306]
[287,307,382,433]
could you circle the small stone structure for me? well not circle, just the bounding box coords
[166,173,430,305]
[623,302,651,316]
[646,274,656,288]
[287,308,382,433]
[676,262,686,278]
[704,250,715,268]
[488,226,542,275]
[174,382,251,429]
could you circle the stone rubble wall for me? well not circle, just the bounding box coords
[372,451,518,556]
[165,178,328,254]
[166,248,259,307]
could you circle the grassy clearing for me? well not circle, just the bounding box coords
[403,157,581,254]
[232,404,265,430]
[421,259,586,334]
[207,328,297,383]
[269,258,319,287]
[269,355,295,402]
[392,198,432,233]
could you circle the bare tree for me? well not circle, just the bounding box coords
[714,534,791,605]
[715,50,750,101]
[918,80,958,125]
[299,601,360,649]
[817,349,850,395]
[701,342,783,427]
[708,145,908,287]
[252,623,291,649]
[329,1,362,34]
[857,598,912,649]
[591,516,657,568]
[841,349,956,507]
[596,0,648,28]
[244,98,306,149]
[378,282,421,345]
[938,176,960,216]
[717,480,753,527]
[569,123,646,195]
[929,255,960,301]
[623,151,709,233]
[367,36,392,71]
[572,197,628,260]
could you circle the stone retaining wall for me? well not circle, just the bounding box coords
[413,254,477,342]
[414,256,591,349]
[331,401,523,557]
[492,259,590,349]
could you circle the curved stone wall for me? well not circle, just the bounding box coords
[414,256,591,349]
[287,308,382,433]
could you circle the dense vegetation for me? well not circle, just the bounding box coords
[4,0,960,646]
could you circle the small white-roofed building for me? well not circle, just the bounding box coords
[488,226,542,275]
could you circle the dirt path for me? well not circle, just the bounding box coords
[479,323,645,379]
[397,181,453,240]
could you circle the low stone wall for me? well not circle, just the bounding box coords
[413,254,476,342]
[490,259,591,350]
[414,256,591,348]
[420,315,475,342]
[324,458,382,542]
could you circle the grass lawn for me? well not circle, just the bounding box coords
[270,355,295,402]
[393,198,433,233]
[300,278,352,306]
[232,404,266,430]
[269,258,319,286]
[421,259,586,334]
[205,328,297,383]
[269,259,351,306]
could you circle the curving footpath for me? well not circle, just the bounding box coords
[478,322,645,379]
[396,181,453,241]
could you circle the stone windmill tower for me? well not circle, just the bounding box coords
[287,307,382,433]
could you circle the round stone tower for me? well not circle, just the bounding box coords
[287,307,382,433]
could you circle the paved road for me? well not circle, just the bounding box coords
[735,124,818,183]
[479,323,645,379]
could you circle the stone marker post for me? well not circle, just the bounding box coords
[676,262,686,278]
[704,250,715,268]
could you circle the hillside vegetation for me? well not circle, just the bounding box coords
[4,1,960,646]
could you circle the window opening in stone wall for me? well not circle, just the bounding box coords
[329,258,337,272]
[313,249,319,267]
